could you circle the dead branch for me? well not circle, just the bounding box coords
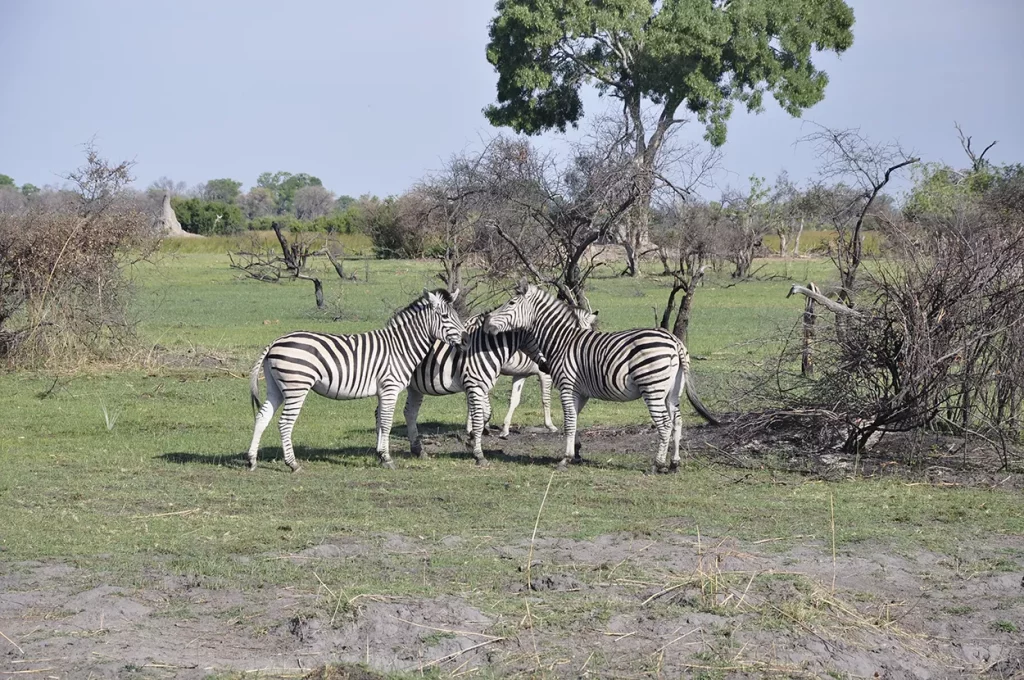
[786,285,863,317]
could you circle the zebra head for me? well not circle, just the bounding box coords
[423,287,467,347]
[483,278,538,335]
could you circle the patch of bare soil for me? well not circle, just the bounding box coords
[0,555,496,679]
[3,528,1022,678]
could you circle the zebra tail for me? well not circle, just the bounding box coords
[678,342,720,426]
[250,344,272,418]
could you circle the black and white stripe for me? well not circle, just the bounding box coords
[404,308,596,464]
[484,282,717,472]
[246,289,466,471]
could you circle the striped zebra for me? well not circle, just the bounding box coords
[404,307,597,464]
[246,289,466,472]
[483,281,718,473]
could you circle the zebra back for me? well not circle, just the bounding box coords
[259,289,465,401]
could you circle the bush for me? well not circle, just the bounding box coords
[171,197,245,235]
[0,188,155,366]
[364,195,432,259]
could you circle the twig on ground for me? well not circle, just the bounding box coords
[0,629,24,654]
[523,468,556,670]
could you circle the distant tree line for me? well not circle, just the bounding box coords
[142,172,372,237]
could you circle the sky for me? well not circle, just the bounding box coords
[1,0,1021,200]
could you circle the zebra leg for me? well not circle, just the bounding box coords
[500,376,527,438]
[403,389,426,459]
[642,390,674,473]
[247,369,284,471]
[670,409,683,471]
[572,396,589,463]
[539,372,558,433]
[466,387,490,466]
[277,388,312,473]
[376,388,401,469]
[558,388,584,470]
[482,396,493,436]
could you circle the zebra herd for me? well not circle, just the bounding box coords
[247,282,717,474]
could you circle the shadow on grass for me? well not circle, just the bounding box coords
[157,420,574,469]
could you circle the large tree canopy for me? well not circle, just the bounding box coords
[485,0,855,147]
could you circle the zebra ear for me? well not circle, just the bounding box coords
[450,288,460,303]
[515,277,529,295]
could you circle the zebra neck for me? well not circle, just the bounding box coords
[531,308,582,361]
[375,315,435,362]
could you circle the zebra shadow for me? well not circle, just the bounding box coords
[157,445,380,470]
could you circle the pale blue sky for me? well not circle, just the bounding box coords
[1,1,1021,198]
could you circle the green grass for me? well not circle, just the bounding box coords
[762,229,885,256]
[1,251,1022,673]
[157,230,374,255]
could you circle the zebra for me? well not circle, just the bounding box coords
[483,281,718,473]
[246,288,466,472]
[403,306,597,465]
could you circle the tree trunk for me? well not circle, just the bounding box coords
[660,285,683,330]
[777,229,788,258]
[657,247,671,276]
[621,171,654,278]
[801,282,819,378]
[793,217,804,257]
[326,247,345,280]
[671,287,694,345]
[313,278,324,308]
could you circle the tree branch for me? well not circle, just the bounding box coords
[787,285,863,317]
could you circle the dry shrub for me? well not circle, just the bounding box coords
[769,172,1024,469]
[0,149,157,368]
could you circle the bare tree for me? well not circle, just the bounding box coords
[228,222,350,308]
[147,176,188,199]
[650,200,724,344]
[799,124,918,307]
[294,185,336,221]
[238,187,277,219]
[402,146,499,314]
[955,121,997,173]
[479,135,638,308]
[719,174,789,279]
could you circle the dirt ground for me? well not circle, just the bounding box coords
[3,425,1022,679]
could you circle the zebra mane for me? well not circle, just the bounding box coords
[387,289,452,328]
[528,285,593,328]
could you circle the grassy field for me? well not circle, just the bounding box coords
[1,248,1021,678]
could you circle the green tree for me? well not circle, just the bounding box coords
[485,0,855,275]
[0,174,14,188]
[20,183,40,198]
[203,178,242,204]
[256,171,323,215]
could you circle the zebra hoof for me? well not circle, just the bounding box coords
[289,464,302,473]
[410,442,423,458]
[668,461,680,473]
[475,457,490,468]
[650,464,671,475]
[571,454,584,465]
[380,459,396,470]
[248,463,257,472]
[498,430,510,440]
[418,450,430,461]
[545,425,558,433]
[555,459,569,471]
